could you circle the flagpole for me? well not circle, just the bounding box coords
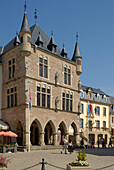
[87,100,89,147]
[28,81,30,152]
[28,103,30,152]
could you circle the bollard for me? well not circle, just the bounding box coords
[41,158,46,170]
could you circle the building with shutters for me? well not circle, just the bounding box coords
[80,85,111,146]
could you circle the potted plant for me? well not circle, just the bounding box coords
[0,155,11,169]
[67,150,91,170]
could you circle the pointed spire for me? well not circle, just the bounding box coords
[34,9,37,24]
[14,32,21,46]
[20,0,31,34]
[35,31,43,46]
[60,44,67,58]
[48,31,56,46]
[47,31,57,52]
[72,32,81,62]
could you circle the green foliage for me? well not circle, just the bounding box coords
[77,150,87,161]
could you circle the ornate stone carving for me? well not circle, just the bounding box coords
[25,89,28,103]
[25,61,29,70]
[78,102,81,113]
[55,72,59,85]
[55,96,59,110]
[78,80,81,91]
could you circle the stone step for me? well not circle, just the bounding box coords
[31,145,62,151]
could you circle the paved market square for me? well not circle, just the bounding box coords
[1,148,114,170]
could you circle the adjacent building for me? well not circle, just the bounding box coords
[0,6,82,148]
[110,96,114,144]
[80,85,111,145]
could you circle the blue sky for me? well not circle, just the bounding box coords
[0,0,114,96]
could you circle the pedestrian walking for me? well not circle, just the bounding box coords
[61,137,68,154]
[68,139,73,154]
[80,139,84,149]
[92,139,95,148]
[108,138,112,148]
[97,137,100,148]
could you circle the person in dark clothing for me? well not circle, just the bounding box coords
[68,139,73,154]
[108,138,112,148]
[80,139,84,149]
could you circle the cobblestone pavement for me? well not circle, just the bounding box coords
[1,148,114,170]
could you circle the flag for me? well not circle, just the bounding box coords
[90,104,92,113]
[28,84,32,110]
[94,107,97,113]
[88,100,90,116]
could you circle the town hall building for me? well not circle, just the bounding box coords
[0,4,82,149]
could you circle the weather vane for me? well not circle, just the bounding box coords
[51,30,53,36]
[34,9,37,24]
[24,0,27,12]
[76,32,78,41]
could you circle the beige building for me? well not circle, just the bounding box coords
[80,85,111,146]
[0,7,82,148]
[110,96,114,144]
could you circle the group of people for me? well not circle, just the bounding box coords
[61,138,73,154]
[97,137,113,148]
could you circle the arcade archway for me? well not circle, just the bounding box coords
[44,120,56,145]
[16,121,23,146]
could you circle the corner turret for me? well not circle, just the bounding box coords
[19,1,31,56]
[72,33,82,75]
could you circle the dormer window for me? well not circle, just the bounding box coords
[97,94,100,101]
[52,46,56,53]
[35,32,43,47]
[103,95,107,102]
[89,93,91,99]
[80,90,83,98]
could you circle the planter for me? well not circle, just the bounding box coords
[14,146,17,152]
[0,167,7,170]
[3,147,6,153]
[67,164,91,170]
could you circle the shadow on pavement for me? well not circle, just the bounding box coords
[93,163,114,170]
[75,147,114,156]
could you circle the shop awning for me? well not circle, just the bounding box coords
[0,120,9,130]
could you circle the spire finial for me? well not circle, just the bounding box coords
[51,30,53,36]
[16,31,18,36]
[34,9,37,24]
[24,0,27,12]
[63,44,64,48]
[76,32,78,41]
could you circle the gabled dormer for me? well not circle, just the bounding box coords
[35,31,43,47]
[47,33,57,53]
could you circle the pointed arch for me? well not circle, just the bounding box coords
[58,121,68,144]
[69,122,78,145]
[30,118,42,145]
[44,120,56,145]
[16,120,23,146]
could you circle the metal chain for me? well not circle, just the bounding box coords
[22,163,40,170]
[47,162,66,170]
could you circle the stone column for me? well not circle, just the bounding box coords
[53,133,59,145]
[74,132,80,146]
[65,133,69,142]
[40,131,45,146]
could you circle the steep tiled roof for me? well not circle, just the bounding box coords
[2,23,71,61]
[81,85,108,96]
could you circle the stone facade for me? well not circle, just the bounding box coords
[0,62,2,119]
[0,10,82,148]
